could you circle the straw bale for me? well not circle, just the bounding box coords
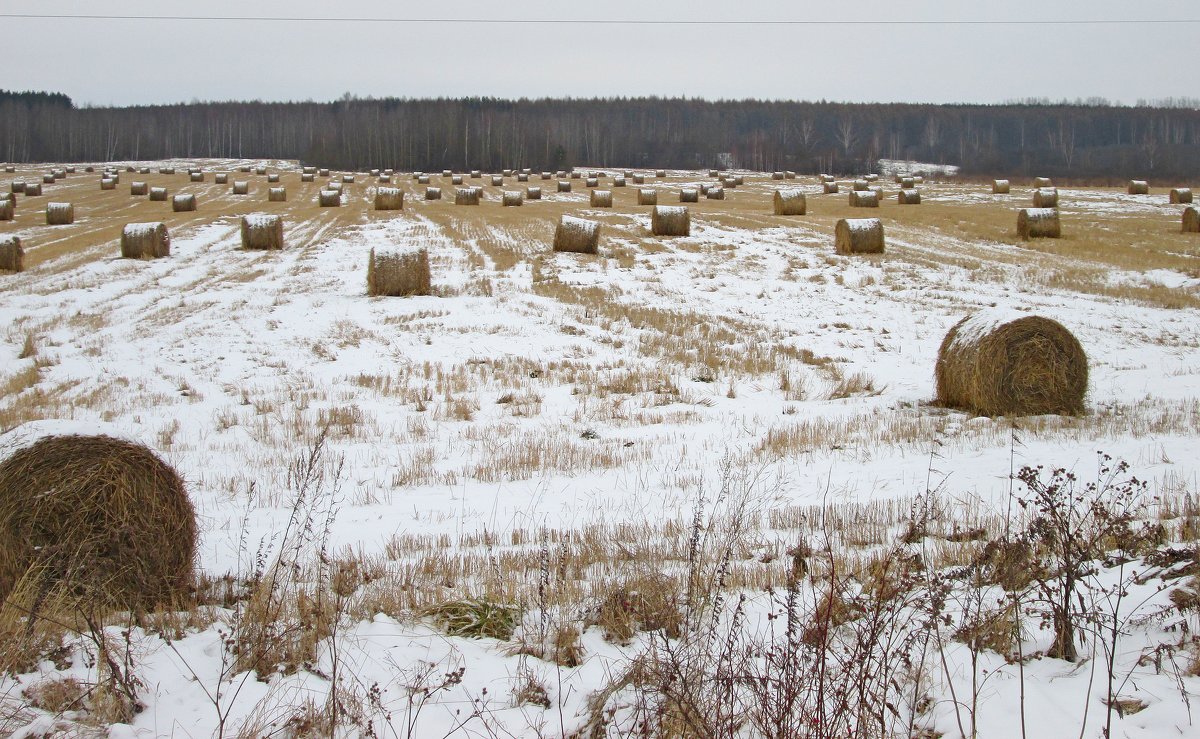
[238,165,252,172]
[2,166,12,173]
[835,218,884,254]
[121,222,171,259]
[233,181,249,195]
[491,175,504,186]
[1128,180,1149,195]
[318,168,330,177]
[900,177,916,189]
[303,166,317,175]
[130,181,148,196]
[773,189,806,215]
[613,177,626,187]
[541,172,552,180]
[470,170,482,178]
[1033,177,1052,188]
[502,190,524,206]
[632,174,645,185]
[370,169,380,177]
[442,170,453,178]
[268,187,287,202]
[42,174,55,184]
[25,182,43,196]
[100,178,115,191]
[590,189,613,207]
[865,174,879,182]
[1033,188,1058,207]
[708,169,719,177]
[772,172,785,180]
[820,174,835,183]
[149,187,168,201]
[1169,188,1193,204]
[680,188,699,203]
[301,173,315,182]
[707,187,725,200]
[898,189,922,205]
[553,215,600,254]
[45,202,74,225]
[502,169,513,177]
[342,174,354,183]
[518,173,529,182]
[319,189,341,207]
[849,190,879,207]
[935,308,1087,416]
[993,179,1010,194]
[0,199,11,222]
[786,171,796,179]
[455,186,482,205]
[656,169,667,178]
[586,177,599,188]
[255,166,267,175]
[452,175,464,185]
[160,167,175,175]
[570,171,582,179]
[557,180,572,193]
[425,187,442,200]
[853,179,869,191]
[214,173,228,184]
[267,173,280,183]
[526,186,542,200]
[367,245,431,296]
[1183,206,1199,233]
[375,187,404,210]
[638,189,658,206]
[823,182,839,194]
[240,213,284,250]
[190,172,204,183]
[10,181,25,194]
[651,206,690,236]
[172,194,196,212]
[0,236,22,272]
[0,426,198,610]
[1017,207,1060,239]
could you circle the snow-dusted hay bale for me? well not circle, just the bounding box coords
[267,173,280,183]
[651,206,690,236]
[1033,176,1052,188]
[214,173,228,184]
[864,174,879,182]
[502,169,513,177]
[570,171,582,180]
[517,173,529,182]
[502,190,524,207]
[130,181,148,196]
[149,187,168,201]
[42,173,55,184]
[301,173,315,182]
[1127,180,1149,195]
[100,178,116,191]
[2,166,12,173]
[0,199,11,222]
[0,425,198,610]
[993,179,1010,194]
[772,171,785,180]
[526,186,542,200]
[936,309,1087,416]
[835,218,884,255]
[491,175,504,186]
[327,181,343,192]
[590,189,613,207]
[240,213,283,250]
[786,171,796,179]
[45,202,74,225]
[455,186,482,205]
[708,169,719,178]
[853,179,869,191]
[160,167,175,175]
[121,222,170,259]
[452,175,464,185]
[823,182,839,194]
[1017,207,1060,239]
[613,176,626,188]
[707,187,725,200]
[773,189,806,215]
[374,187,404,210]
[268,187,287,202]
[632,174,645,185]
[680,188,699,203]
[637,189,658,206]
[425,187,442,200]
[442,170,453,178]
[342,174,354,183]
[586,177,599,188]
[553,215,601,254]
[898,189,922,205]
[379,175,392,183]
[318,168,330,177]
[849,190,879,208]
[656,169,667,178]
[1170,188,1193,204]
[820,174,835,183]
[189,172,204,183]
[1183,206,1200,233]
[1031,188,1058,208]
[734,175,745,186]
[319,189,341,207]
[367,245,431,296]
[303,166,317,175]
[233,181,249,195]
[900,177,916,189]
[722,177,738,188]
[557,180,572,193]
[255,166,267,175]
[541,172,552,180]
[172,194,196,212]
[238,165,252,173]
[470,170,482,179]
[0,236,23,272]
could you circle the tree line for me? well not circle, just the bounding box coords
[2,91,1198,179]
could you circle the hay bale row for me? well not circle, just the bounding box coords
[0,236,22,271]
[935,308,1087,416]
[1169,188,1192,204]
[651,206,690,236]
[1017,207,1060,239]
[375,187,404,210]
[367,245,430,296]
[835,218,884,254]
[46,202,74,225]
[121,222,170,259]
[773,189,806,215]
[241,213,283,250]
[554,215,600,254]
[456,186,482,205]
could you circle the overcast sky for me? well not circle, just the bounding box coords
[2,0,1193,107]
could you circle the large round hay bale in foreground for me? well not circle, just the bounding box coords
[46,202,74,225]
[1128,180,1149,195]
[268,187,287,202]
[590,189,612,207]
[375,187,404,210]
[318,189,341,207]
[149,187,168,201]
[1184,206,1200,233]
[835,218,884,254]
[121,222,171,259]
[993,179,1010,194]
[172,194,196,212]
[240,213,284,250]
[1032,188,1058,208]
[774,189,806,215]
[1170,188,1192,204]
[367,245,431,296]
[554,215,601,254]
[1017,207,1060,239]
[0,236,23,272]
[651,206,690,236]
[935,309,1087,416]
[0,424,198,610]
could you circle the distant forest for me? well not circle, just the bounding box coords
[2,90,1199,178]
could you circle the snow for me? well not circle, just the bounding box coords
[0,419,147,464]
[241,213,279,229]
[844,217,882,232]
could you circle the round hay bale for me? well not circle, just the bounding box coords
[1031,188,1059,208]
[502,169,513,177]
[708,169,719,178]
[190,172,204,183]
[774,189,806,215]
[370,169,380,178]
[24,182,43,196]
[786,171,796,179]
[655,169,667,178]
[570,171,582,180]
[149,187,168,202]
[108,173,120,184]
[0,236,23,272]
[42,174,55,184]
[914,175,925,185]
[553,215,600,254]
[865,174,879,182]
[490,175,503,186]
[470,170,482,179]
[0,199,12,222]
[900,177,916,189]
[452,175,464,185]
[341,174,354,184]
[526,186,542,200]
[590,189,613,207]
[734,175,745,186]
[130,181,148,196]
[772,171,785,180]
[318,168,330,177]
[586,177,599,188]
[318,189,341,207]
[11,181,25,194]
[993,179,1010,194]
[255,166,267,176]
[328,181,343,192]
[1183,206,1200,233]
[1170,188,1193,204]
[301,173,315,182]
[241,213,284,250]
[898,189,922,205]
[121,222,170,259]
[557,180,572,193]
[632,174,645,185]
[100,178,116,191]
[680,188,699,203]
[853,179,869,191]
[172,194,196,212]
[613,177,626,188]
[517,173,529,182]
[267,173,280,183]
[651,206,690,236]
[835,218,884,255]
[45,202,74,225]
[214,173,228,185]
[1017,207,1060,239]
[540,172,552,180]
[0,424,198,610]
[707,187,725,200]
[268,187,287,202]
[238,165,252,173]
[442,170,453,178]
[637,189,658,206]
[233,181,249,195]
[820,174,835,183]
[367,245,431,296]
[1127,180,1149,195]
[935,309,1087,416]
[455,186,481,205]
[374,187,404,210]
[302,166,317,175]
[823,182,839,194]
[502,190,524,207]
[1033,176,1052,188]
[160,167,175,175]
[849,190,879,208]
[425,186,442,200]
[3,166,12,173]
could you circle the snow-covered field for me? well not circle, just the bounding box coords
[2,161,1199,736]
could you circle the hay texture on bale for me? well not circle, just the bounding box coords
[773,189,806,215]
[590,189,613,207]
[342,174,354,183]
[375,187,404,210]
[993,179,1010,194]
[935,308,1087,417]
[240,213,284,250]
[160,167,175,175]
[367,245,431,296]
[1033,177,1052,188]
[517,173,529,182]
[268,187,287,202]
[214,173,228,184]
[772,171,785,180]
[318,168,330,177]
[900,177,916,189]
[1032,188,1058,208]
[1128,180,1149,195]
[190,172,204,183]
[149,187,168,201]
[25,182,43,196]
[898,189,922,205]
[502,190,524,207]
[45,202,74,225]
[11,181,25,194]
[853,179,869,191]
[526,186,542,200]
[1170,188,1193,204]
[656,169,666,178]
[0,423,198,610]
[455,186,481,205]
[651,206,690,236]
[849,190,879,208]
[835,218,884,255]
[707,187,725,200]
[42,174,55,184]
[233,181,249,195]
[267,173,280,183]
[255,166,267,175]
[637,189,658,206]
[553,215,601,254]
[491,175,504,186]
[680,187,699,203]
[823,182,839,194]
[172,194,196,212]
[301,173,315,182]
[425,187,442,200]
[1017,207,1061,239]
[541,172,552,180]
[318,189,341,207]
[613,177,626,187]
[121,222,170,259]
[0,199,12,222]
[1183,206,1200,233]
[0,236,22,272]
[452,175,464,185]
[100,178,116,191]
[586,177,598,188]
[130,181,148,196]
[557,180,572,193]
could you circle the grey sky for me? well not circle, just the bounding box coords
[2,0,1192,107]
